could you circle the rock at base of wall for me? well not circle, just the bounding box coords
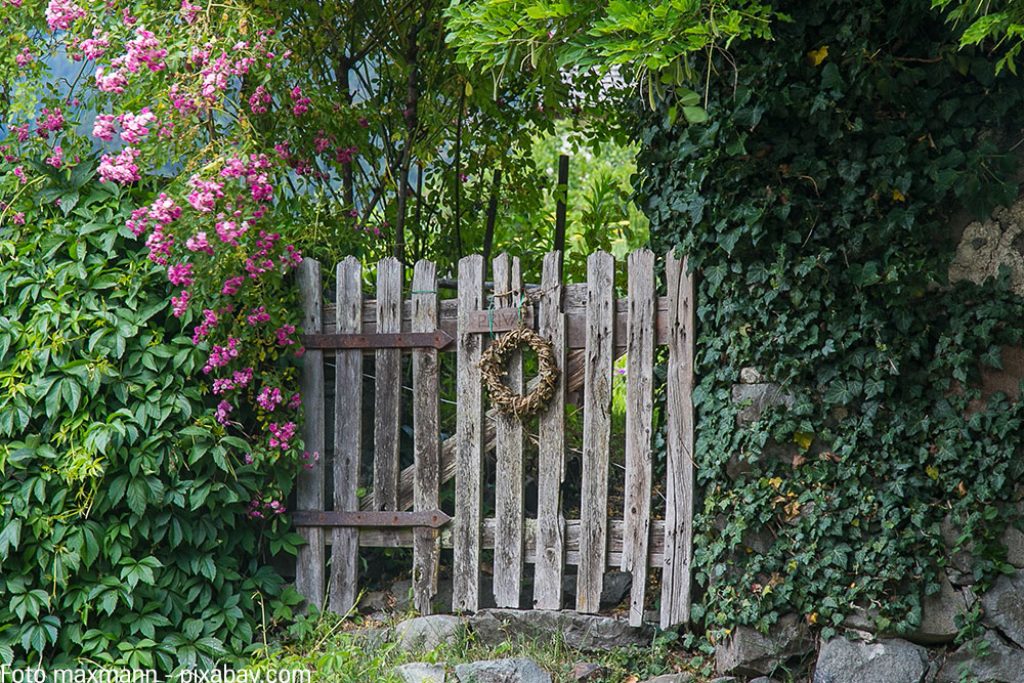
[396,663,447,683]
[982,571,1024,649]
[715,614,813,676]
[936,630,1024,683]
[812,637,928,683]
[395,615,466,652]
[906,573,975,645]
[469,609,650,651]
[454,658,552,683]
[638,675,695,683]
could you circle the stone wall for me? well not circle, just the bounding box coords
[720,356,1024,681]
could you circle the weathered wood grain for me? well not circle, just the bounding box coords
[577,251,614,614]
[492,253,525,608]
[660,252,696,629]
[533,251,566,610]
[329,257,362,615]
[453,255,484,613]
[411,260,441,615]
[354,518,667,568]
[359,348,587,513]
[322,287,671,352]
[373,257,402,511]
[296,258,325,609]
[622,249,655,627]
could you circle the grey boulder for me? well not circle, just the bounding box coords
[396,663,447,683]
[812,637,928,683]
[394,615,465,652]
[454,658,551,683]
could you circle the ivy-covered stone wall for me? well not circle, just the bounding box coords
[635,0,1024,670]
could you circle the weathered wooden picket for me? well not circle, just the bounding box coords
[292,249,695,628]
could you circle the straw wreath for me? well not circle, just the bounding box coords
[479,326,559,420]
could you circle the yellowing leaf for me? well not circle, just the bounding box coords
[768,476,783,491]
[807,45,829,66]
[926,464,939,480]
[892,189,906,202]
[793,431,814,451]
[808,612,819,625]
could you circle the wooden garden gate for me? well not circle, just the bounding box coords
[292,249,695,628]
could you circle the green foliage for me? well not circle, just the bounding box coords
[491,121,649,285]
[445,0,776,102]
[0,171,298,670]
[247,608,692,682]
[932,0,1024,73]
[636,0,1024,636]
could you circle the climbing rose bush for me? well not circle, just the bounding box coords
[0,0,345,485]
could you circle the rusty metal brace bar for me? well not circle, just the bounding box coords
[291,510,452,528]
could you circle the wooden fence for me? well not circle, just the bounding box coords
[292,249,695,628]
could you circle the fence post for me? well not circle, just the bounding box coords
[622,249,655,627]
[373,257,403,511]
[577,251,614,614]
[660,252,696,629]
[533,251,566,610]
[454,255,484,612]
[412,259,441,615]
[296,258,325,609]
[330,257,362,615]
[492,253,525,608]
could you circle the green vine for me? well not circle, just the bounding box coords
[638,0,1024,638]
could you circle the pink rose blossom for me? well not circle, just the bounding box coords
[215,219,247,244]
[186,175,224,212]
[126,206,149,236]
[118,108,157,144]
[232,367,253,387]
[290,86,311,116]
[13,166,26,184]
[171,290,190,317]
[12,212,26,226]
[248,85,271,114]
[246,306,270,325]
[36,107,64,138]
[98,147,141,184]
[274,324,296,347]
[46,146,63,169]
[185,231,214,254]
[203,337,240,373]
[212,377,234,394]
[287,393,302,409]
[267,421,296,449]
[192,308,218,343]
[221,276,244,296]
[168,263,194,287]
[256,386,282,411]
[80,29,110,59]
[120,28,167,73]
[92,114,117,141]
[148,193,181,224]
[46,0,86,31]
[95,67,128,93]
[15,48,33,67]
[181,0,201,23]
[145,225,174,264]
[214,400,233,425]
